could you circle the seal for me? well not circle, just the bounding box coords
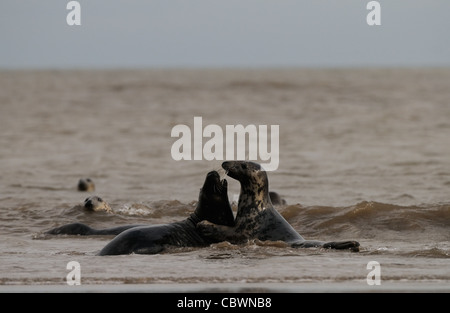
[269,191,286,206]
[97,170,235,255]
[46,196,122,235]
[46,222,139,236]
[82,196,112,213]
[197,161,360,252]
[78,178,95,192]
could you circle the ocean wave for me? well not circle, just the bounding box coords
[362,245,450,259]
[280,201,450,240]
[114,200,196,217]
[5,198,450,242]
[110,199,450,241]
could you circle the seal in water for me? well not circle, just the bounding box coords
[78,178,95,192]
[97,171,235,255]
[82,196,112,213]
[197,161,360,252]
[46,196,125,235]
[45,222,139,236]
[269,191,286,206]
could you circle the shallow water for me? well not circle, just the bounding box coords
[0,69,449,291]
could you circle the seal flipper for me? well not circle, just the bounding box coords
[133,245,165,255]
[46,223,143,236]
[323,240,360,252]
[290,240,325,248]
[291,239,360,252]
[196,221,248,243]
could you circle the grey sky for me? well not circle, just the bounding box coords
[1,0,449,69]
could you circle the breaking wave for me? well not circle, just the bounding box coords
[280,201,450,240]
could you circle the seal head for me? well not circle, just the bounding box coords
[222,161,270,218]
[78,178,95,192]
[83,196,112,213]
[193,170,235,227]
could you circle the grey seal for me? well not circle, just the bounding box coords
[97,171,235,255]
[78,178,95,192]
[269,191,286,205]
[197,161,360,252]
[82,196,112,213]
[45,222,140,236]
[46,196,123,235]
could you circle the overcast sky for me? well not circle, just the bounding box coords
[1,0,449,69]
